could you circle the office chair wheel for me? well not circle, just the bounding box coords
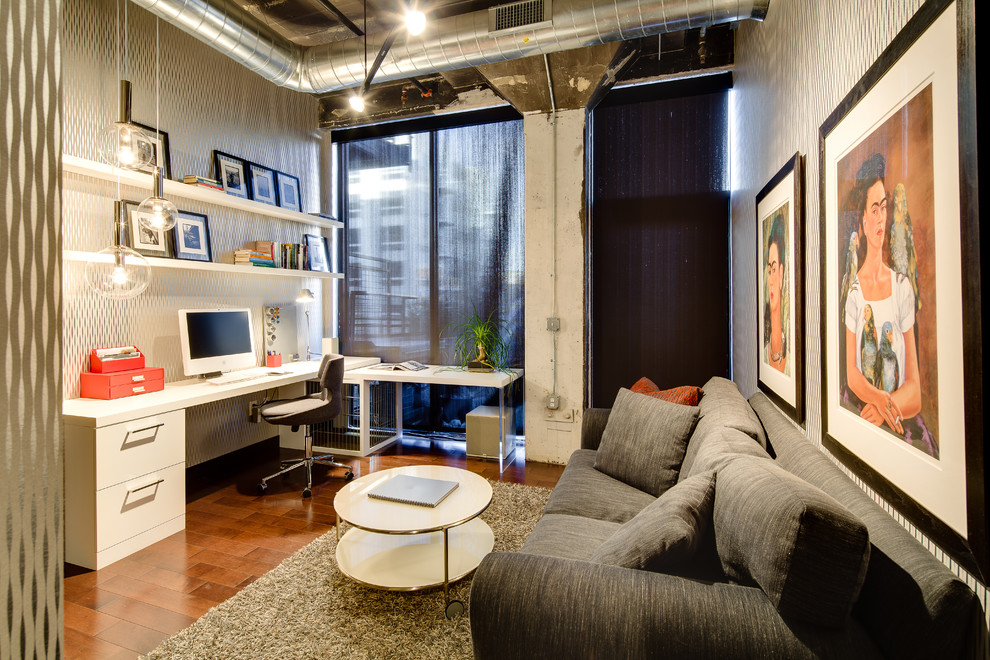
[257,482,268,494]
[302,487,312,498]
[445,600,465,619]
[345,471,354,481]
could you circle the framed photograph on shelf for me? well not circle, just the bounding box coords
[248,162,278,206]
[304,233,330,272]
[172,210,212,262]
[213,151,249,199]
[122,199,171,258]
[131,122,172,179]
[819,0,984,578]
[276,171,302,212]
[756,152,805,424]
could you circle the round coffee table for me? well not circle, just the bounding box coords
[333,465,494,618]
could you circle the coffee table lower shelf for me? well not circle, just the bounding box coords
[335,518,495,590]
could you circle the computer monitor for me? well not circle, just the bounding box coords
[178,308,257,377]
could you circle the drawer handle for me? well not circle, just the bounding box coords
[124,421,164,439]
[131,374,146,382]
[127,477,165,494]
[132,386,146,393]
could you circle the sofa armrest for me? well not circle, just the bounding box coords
[581,407,611,450]
[470,552,882,660]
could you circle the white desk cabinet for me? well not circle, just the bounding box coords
[64,409,186,569]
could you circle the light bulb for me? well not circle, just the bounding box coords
[349,94,365,112]
[98,121,155,170]
[406,10,426,35]
[85,245,152,299]
[137,196,177,231]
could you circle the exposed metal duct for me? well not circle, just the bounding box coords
[130,0,769,94]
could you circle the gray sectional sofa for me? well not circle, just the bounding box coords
[470,377,988,659]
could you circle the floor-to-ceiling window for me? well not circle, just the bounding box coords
[335,114,525,435]
[589,75,732,406]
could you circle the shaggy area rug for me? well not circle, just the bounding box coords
[144,480,551,659]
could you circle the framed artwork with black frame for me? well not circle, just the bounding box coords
[756,152,805,424]
[276,170,302,212]
[172,210,212,262]
[248,162,278,206]
[122,199,171,258]
[131,121,172,179]
[213,151,249,199]
[304,233,330,272]
[819,0,984,579]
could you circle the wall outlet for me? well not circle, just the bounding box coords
[545,394,560,410]
[248,401,261,423]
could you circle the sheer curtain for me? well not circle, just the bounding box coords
[339,119,525,433]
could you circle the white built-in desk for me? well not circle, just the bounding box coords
[62,356,379,569]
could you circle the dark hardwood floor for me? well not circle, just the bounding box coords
[63,437,564,659]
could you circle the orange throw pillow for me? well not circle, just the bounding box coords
[630,377,703,407]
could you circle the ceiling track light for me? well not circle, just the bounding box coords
[405,9,426,36]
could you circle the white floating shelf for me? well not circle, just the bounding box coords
[62,154,343,229]
[63,250,343,279]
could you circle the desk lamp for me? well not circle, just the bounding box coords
[297,289,318,361]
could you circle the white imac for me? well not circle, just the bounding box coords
[178,308,257,377]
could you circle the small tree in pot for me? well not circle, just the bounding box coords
[441,308,511,372]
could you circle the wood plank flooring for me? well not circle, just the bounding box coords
[63,437,564,659]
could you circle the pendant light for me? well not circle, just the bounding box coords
[137,17,177,231]
[85,201,152,299]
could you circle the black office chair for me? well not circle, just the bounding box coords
[257,354,353,497]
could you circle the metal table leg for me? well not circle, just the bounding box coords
[443,526,464,618]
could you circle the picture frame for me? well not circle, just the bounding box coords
[131,121,172,179]
[304,233,330,272]
[172,210,212,262]
[276,170,302,212]
[122,199,171,258]
[248,162,278,206]
[819,0,984,578]
[755,152,805,424]
[213,151,249,199]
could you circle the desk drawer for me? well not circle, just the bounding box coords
[96,462,185,552]
[95,410,184,490]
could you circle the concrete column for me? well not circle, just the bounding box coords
[523,109,587,464]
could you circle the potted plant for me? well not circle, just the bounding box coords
[441,308,511,372]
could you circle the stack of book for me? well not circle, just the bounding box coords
[183,175,223,191]
[280,243,309,270]
[234,249,276,267]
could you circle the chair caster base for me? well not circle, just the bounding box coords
[445,600,465,619]
[302,488,312,498]
[345,471,354,481]
[257,482,268,494]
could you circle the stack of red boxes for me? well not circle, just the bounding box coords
[80,347,165,399]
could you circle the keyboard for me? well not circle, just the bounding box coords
[205,369,269,385]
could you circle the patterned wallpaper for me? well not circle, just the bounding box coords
[732,0,987,621]
[62,0,332,464]
[1,0,63,656]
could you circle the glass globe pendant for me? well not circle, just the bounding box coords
[137,166,177,231]
[85,201,152,300]
[98,80,154,171]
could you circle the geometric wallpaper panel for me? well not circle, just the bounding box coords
[62,0,332,462]
[732,0,986,620]
[1,0,63,656]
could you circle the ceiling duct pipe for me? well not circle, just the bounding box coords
[130,0,769,94]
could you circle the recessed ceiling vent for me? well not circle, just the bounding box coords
[488,0,552,33]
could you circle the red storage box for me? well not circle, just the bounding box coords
[90,347,146,373]
[266,354,282,368]
[81,367,164,400]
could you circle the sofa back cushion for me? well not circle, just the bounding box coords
[679,416,771,482]
[589,471,716,572]
[714,456,871,628]
[594,388,699,497]
[749,392,988,658]
[699,377,768,449]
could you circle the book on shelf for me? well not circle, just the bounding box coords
[185,181,224,191]
[183,175,222,186]
[367,475,459,508]
[371,360,428,371]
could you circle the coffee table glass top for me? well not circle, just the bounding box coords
[334,465,493,534]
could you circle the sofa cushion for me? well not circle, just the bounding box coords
[589,471,717,572]
[519,514,622,561]
[630,377,704,406]
[714,457,871,628]
[679,420,771,482]
[544,450,657,524]
[594,388,699,497]
[699,377,768,449]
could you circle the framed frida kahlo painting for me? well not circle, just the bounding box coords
[819,0,985,579]
[756,153,805,424]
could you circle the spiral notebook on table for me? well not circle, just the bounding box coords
[367,475,460,508]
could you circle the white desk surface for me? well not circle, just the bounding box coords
[345,365,522,388]
[63,356,381,428]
